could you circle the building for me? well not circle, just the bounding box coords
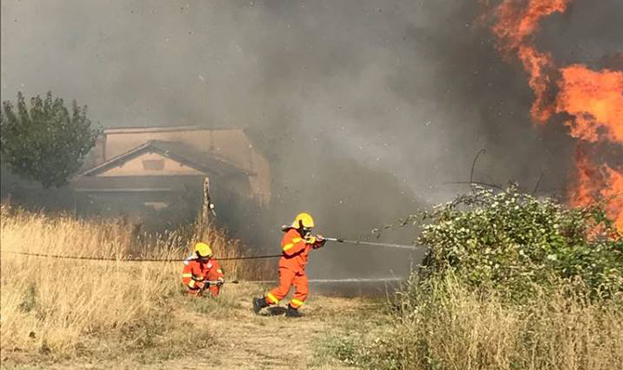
[72,126,271,219]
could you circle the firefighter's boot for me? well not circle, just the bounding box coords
[285,304,302,318]
[252,297,269,314]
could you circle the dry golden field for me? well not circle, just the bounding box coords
[0,204,303,368]
[332,276,623,370]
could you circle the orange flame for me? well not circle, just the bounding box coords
[571,149,623,230]
[556,66,623,143]
[490,0,573,122]
[569,148,595,209]
[604,167,623,231]
[482,0,623,231]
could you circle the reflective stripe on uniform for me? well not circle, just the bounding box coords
[188,280,195,288]
[292,237,302,243]
[217,269,223,274]
[266,293,279,304]
[193,276,204,281]
[282,243,294,251]
[291,298,305,307]
[182,273,192,278]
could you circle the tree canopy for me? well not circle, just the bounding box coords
[0,92,99,188]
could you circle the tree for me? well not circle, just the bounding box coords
[0,92,99,188]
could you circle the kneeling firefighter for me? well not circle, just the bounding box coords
[182,242,225,297]
[252,212,325,317]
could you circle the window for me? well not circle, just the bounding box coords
[142,159,165,170]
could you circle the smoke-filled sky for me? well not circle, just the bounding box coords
[2,0,621,276]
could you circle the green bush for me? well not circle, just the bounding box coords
[324,187,623,370]
[419,185,623,299]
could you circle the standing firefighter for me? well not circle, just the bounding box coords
[252,212,325,317]
[182,242,225,297]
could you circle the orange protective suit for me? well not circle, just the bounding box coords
[182,256,224,297]
[265,228,324,308]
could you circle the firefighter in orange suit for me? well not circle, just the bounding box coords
[182,242,225,297]
[252,212,325,317]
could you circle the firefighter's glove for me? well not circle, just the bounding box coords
[195,281,206,290]
[308,234,326,248]
[305,236,317,245]
[216,278,225,287]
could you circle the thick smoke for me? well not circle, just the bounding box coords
[2,0,621,278]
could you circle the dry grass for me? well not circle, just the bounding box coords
[328,275,623,370]
[0,203,271,363]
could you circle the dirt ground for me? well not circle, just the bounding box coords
[2,283,376,370]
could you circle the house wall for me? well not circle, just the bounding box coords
[89,127,271,204]
[98,152,205,177]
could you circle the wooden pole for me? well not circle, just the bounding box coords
[200,176,213,223]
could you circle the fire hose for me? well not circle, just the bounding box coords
[0,237,420,262]
[205,279,239,285]
[280,224,419,251]
[323,237,420,250]
[199,279,239,293]
[0,234,421,267]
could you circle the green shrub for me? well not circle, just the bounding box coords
[326,187,623,370]
[419,185,623,299]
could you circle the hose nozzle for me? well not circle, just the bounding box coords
[324,237,344,243]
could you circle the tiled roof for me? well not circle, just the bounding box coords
[80,140,253,177]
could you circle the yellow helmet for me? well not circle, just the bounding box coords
[194,242,213,258]
[292,212,315,229]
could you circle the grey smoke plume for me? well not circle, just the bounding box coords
[2,0,622,278]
